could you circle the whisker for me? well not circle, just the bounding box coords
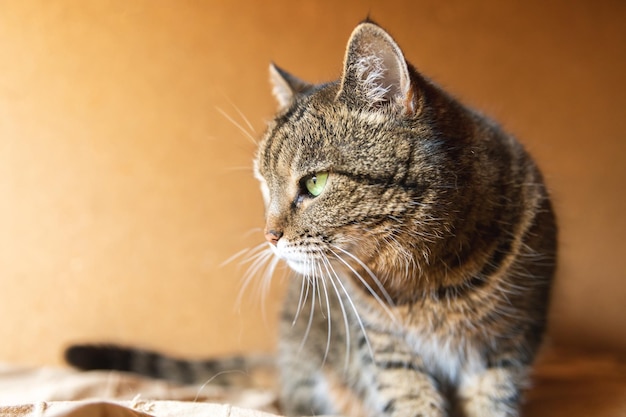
[259,255,281,322]
[223,95,256,134]
[220,241,266,267]
[221,166,254,173]
[234,246,275,312]
[298,271,317,354]
[242,228,264,239]
[320,255,352,372]
[193,369,248,402]
[292,272,308,326]
[315,265,326,319]
[324,257,375,365]
[237,252,272,302]
[315,253,332,366]
[329,246,397,324]
[220,247,253,268]
[330,245,395,306]
[216,106,257,146]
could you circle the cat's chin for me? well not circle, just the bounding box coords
[271,240,317,276]
[285,259,313,276]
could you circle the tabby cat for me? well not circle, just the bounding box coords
[66,22,557,417]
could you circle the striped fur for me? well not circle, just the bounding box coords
[65,345,274,387]
[66,22,556,417]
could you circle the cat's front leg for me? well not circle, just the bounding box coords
[457,365,528,417]
[361,331,447,417]
[369,363,446,417]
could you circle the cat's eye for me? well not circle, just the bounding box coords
[303,172,328,197]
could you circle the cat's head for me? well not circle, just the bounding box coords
[254,22,484,299]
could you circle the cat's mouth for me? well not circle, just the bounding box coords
[270,241,318,276]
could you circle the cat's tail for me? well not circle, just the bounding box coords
[64,344,276,388]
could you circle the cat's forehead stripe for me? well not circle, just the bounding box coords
[261,105,312,177]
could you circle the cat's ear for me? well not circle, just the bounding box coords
[269,63,314,111]
[337,22,419,115]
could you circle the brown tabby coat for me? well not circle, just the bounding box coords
[258,21,556,417]
[66,22,557,417]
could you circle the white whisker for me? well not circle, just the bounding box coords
[259,255,281,321]
[220,247,254,268]
[223,95,256,134]
[315,258,333,365]
[320,255,352,372]
[329,246,397,324]
[220,240,266,267]
[292,273,308,326]
[315,267,326,319]
[298,271,317,354]
[234,245,275,312]
[222,166,254,173]
[216,106,257,146]
[325,258,375,365]
[193,369,248,402]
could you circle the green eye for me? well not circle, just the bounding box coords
[304,172,329,197]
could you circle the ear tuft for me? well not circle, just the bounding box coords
[337,22,418,115]
[269,63,313,111]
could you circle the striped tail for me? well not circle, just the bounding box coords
[64,344,275,387]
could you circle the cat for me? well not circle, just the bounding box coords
[66,21,557,417]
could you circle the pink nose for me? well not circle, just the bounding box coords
[264,230,283,246]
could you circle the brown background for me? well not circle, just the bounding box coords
[0,0,624,366]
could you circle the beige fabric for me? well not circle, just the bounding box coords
[0,349,625,416]
[0,402,277,417]
[0,364,280,417]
